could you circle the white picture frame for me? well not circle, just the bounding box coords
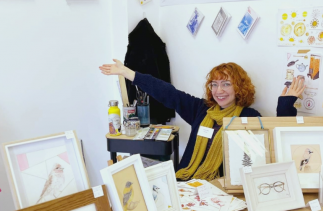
[273,126,323,189]
[100,154,157,211]
[240,161,305,211]
[186,7,205,37]
[145,160,181,211]
[212,7,231,37]
[1,131,90,209]
[236,6,259,39]
[319,166,323,204]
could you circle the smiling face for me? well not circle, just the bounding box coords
[210,76,236,108]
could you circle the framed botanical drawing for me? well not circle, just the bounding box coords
[1,131,90,209]
[273,126,323,189]
[145,160,181,211]
[222,129,271,192]
[100,154,157,211]
[240,161,305,211]
[18,185,111,211]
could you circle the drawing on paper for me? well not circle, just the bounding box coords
[186,8,204,36]
[310,19,319,28]
[253,174,290,203]
[303,98,315,110]
[16,145,78,206]
[112,165,148,211]
[242,153,252,167]
[308,54,321,80]
[149,175,173,211]
[238,12,254,36]
[291,145,322,173]
[294,23,306,37]
[212,8,226,36]
[285,69,294,80]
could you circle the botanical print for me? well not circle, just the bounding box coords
[228,134,266,185]
[16,145,78,207]
[253,174,290,203]
[149,175,172,211]
[112,165,148,211]
[291,144,322,173]
[282,52,320,114]
[277,7,323,47]
[186,8,205,36]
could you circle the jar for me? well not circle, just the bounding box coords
[124,117,140,137]
[108,100,121,136]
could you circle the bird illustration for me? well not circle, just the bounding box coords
[152,185,160,201]
[300,148,314,171]
[152,185,166,211]
[36,163,65,204]
[123,181,140,211]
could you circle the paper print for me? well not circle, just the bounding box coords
[237,7,259,39]
[253,173,290,203]
[282,52,321,114]
[149,175,173,211]
[186,8,205,37]
[112,165,148,211]
[16,145,78,207]
[291,145,322,173]
[278,7,323,47]
[212,7,230,37]
[228,134,266,185]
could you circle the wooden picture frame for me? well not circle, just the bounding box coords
[1,131,90,209]
[240,161,304,211]
[222,129,271,193]
[145,160,181,211]
[18,185,111,211]
[100,154,157,211]
[273,126,323,189]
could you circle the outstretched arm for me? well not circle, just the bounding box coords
[277,77,305,116]
[99,59,136,81]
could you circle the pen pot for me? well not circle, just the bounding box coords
[137,103,150,126]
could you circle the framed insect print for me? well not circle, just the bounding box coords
[1,131,90,209]
[145,160,181,211]
[240,161,304,211]
[100,154,156,211]
[273,126,323,189]
[222,129,271,192]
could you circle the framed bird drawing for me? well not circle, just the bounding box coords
[274,126,323,189]
[100,154,157,211]
[1,131,90,210]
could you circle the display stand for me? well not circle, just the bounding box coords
[223,116,323,194]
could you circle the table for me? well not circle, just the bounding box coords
[106,125,180,170]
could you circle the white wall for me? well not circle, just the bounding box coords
[0,0,127,210]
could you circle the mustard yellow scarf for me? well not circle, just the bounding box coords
[176,103,243,181]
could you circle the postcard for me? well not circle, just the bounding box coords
[237,6,259,39]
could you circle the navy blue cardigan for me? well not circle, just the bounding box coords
[133,72,297,170]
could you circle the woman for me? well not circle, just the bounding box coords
[99,59,305,181]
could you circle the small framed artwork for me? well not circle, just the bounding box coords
[212,7,231,37]
[237,6,259,39]
[186,7,205,37]
[18,185,111,211]
[1,131,90,209]
[145,160,181,211]
[273,127,323,189]
[100,154,156,211]
[222,129,271,192]
[240,161,305,211]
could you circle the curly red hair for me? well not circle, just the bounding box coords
[204,63,255,107]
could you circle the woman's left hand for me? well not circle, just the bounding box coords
[281,77,306,97]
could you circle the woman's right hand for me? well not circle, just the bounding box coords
[99,59,135,81]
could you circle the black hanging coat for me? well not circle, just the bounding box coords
[124,18,175,124]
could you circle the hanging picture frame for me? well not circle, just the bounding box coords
[211,7,231,37]
[145,160,181,211]
[186,7,205,37]
[18,185,111,211]
[1,131,90,209]
[273,126,323,189]
[222,129,271,193]
[100,154,157,211]
[240,161,305,211]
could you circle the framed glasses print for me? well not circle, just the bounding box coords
[273,126,323,189]
[222,129,271,192]
[240,161,304,211]
[1,131,90,209]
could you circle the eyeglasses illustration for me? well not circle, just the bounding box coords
[258,181,285,195]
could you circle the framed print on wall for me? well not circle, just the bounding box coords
[145,160,181,211]
[186,7,205,37]
[100,154,157,211]
[222,129,271,192]
[18,185,111,211]
[240,161,305,211]
[273,126,323,189]
[211,7,231,37]
[1,131,90,210]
